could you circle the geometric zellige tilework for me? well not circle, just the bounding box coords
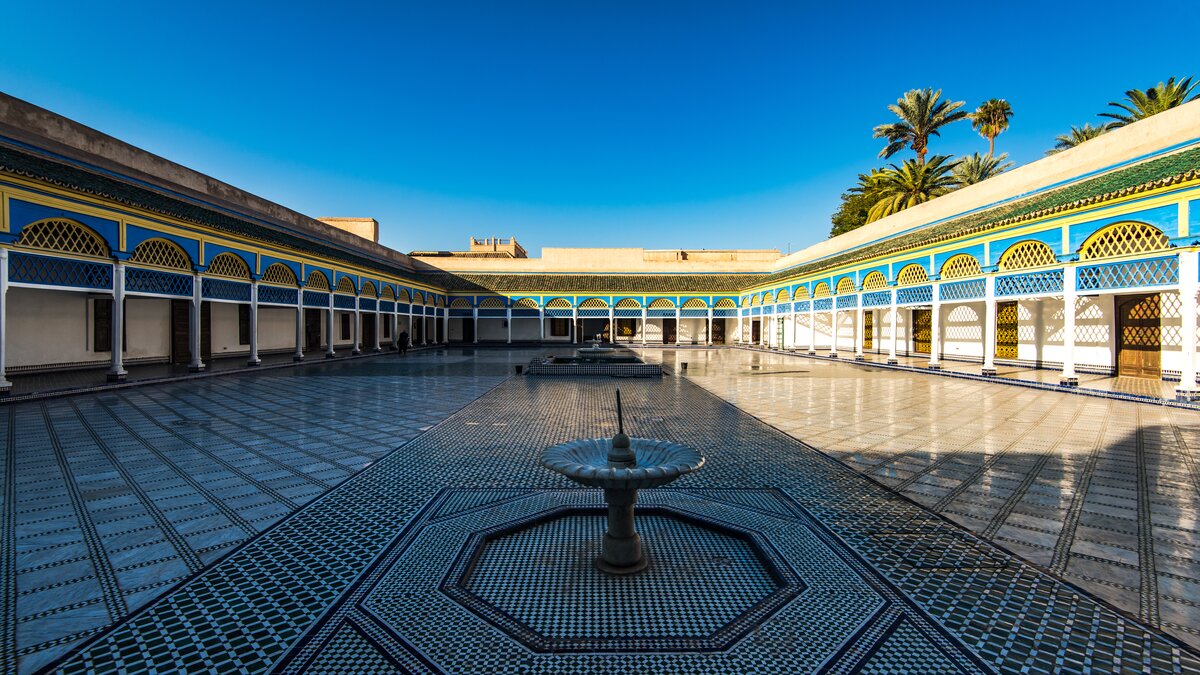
[303,290,330,308]
[1077,256,1179,291]
[862,291,892,308]
[813,298,833,311]
[125,267,193,297]
[333,294,357,310]
[995,270,1064,297]
[836,295,858,309]
[9,252,113,290]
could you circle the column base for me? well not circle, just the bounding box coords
[325,352,337,359]
[927,362,943,371]
[827,353,839,359]
[352,349,362,355]
[1060,376,1079,387]
[293,354,305,362]
[981,367,998,377]
[886,358,898,365]
[0,383,11,397]
[246,358,261,367]
[854,355,865,361]
[372,347,382,353]
[188,364,206,373]
[807,350,816,355]
[106,371,127,383]
[1174,387,1200,402]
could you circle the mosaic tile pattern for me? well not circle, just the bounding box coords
[39,362,1199,673]
[667,347,1200,651]
[1,349,524,673]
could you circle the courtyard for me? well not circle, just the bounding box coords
[3,347,1198,673]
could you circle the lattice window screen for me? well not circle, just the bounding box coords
[17,219,109,258]
[260,263,297,285]
[129,239,191,270]
[682,298,707,308]
[615,299,641,308]
[648,298,674,308]
[360,281,377,297]
[206,253,250,279]
[546,298,572,309]
[715,298,736,308]
[1079,222,1170,261]
[450,298,471,308]
[479,297,505,308]
[580,298,608,308]
[813,283,831,298]
[861,272,887,291]
[335,277,357,294]
[775,289,791,302]
[895,264,929,286]
[998,241,1057,271]
[516,298,539,308]
[306,271,331,290]
[836,277,856,294]
[381,286,395,300]
[940,255,982,279]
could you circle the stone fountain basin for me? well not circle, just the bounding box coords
[542,437,704,490]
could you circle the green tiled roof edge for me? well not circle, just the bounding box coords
[427,273,760,293]
[755,146,1200,288]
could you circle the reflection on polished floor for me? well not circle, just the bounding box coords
[4,347,1199,673]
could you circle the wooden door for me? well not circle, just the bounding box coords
[863,311,874,350]
[170,300,190,364]
[912,309,932,354]
[663,319,677,344]
[1117,294,1161,379]
[996,301,1018,360]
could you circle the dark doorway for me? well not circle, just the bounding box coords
[1117,293,1161,379]
[712,319,726,345]
[363,313,377,349]
[170,300,190,364]
[462,318,475,343]
[663,319,677,344]
[305,309,322,350]
[201,302,211,360]
[750,320,761,344]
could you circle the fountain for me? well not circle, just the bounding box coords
[541,389,704,574]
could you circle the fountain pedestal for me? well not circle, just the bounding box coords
[542,391,704,575]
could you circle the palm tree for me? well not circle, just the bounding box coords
[1101,77,1199,128]
[969,99,1013,156]
[873,89,968,163]
[954,152,1013,186]
[865,155,959,222]
[1046,124,1108,154]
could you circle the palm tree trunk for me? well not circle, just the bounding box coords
[988,135,995,157]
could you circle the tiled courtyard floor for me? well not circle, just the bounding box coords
[3,347,1199,673]
[658,347,1200,651]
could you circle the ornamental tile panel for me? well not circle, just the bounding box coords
[9,252,113,290]
[939,279,985,301]
[836,295,858,309]
[334,295,358,310]
[813,298,833,311]
[380,300,395,313]
[258,285,298,305]
[896,285,933,305]
[794,300,811,312]
[125,267,192,297]
[995,270,1064,297]
[304,290,330,307]
[862,291,891,308]
[201,278,251,302]
[359,298,377,311]
[1076,256,1179,291]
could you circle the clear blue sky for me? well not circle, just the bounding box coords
[1,2,1196,255]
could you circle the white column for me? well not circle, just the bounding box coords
[983,276,997,375]
[707,309,713,346]
[391,305,399,350]
[609,307,615,343]
[0,249,10,392]
[1177,250,1199,399]
[829,308,839,357]
[294,285,305,361]
[674,308,681,345]
[539,308,546,342]
[1061,267,1078,385]
[887,290,898,364]
[189,272,205,372]
[572,308,578,344]
[374,302,382,351]
[326,294,336,358]
[854,297,865,361]
[247,280,261,366]
[442,309,449,344]
[928,283,942,369]
[108,261,128,381]
[352,302,362,354]
[808,305,816,354]
[408,305,416,346]
[641,308,647,345]
[507,307,513,344]
[472,307,479,344]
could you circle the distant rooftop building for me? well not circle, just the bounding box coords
[318,217,379,244]
[411,236,528,259]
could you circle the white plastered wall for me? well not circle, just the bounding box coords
[258,306,295,352]
[208,301,246,358]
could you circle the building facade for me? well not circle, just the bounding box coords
[0,94,1198,397]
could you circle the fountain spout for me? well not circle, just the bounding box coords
[607,389,636,468]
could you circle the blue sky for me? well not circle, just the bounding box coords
[1,2,1196,255]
